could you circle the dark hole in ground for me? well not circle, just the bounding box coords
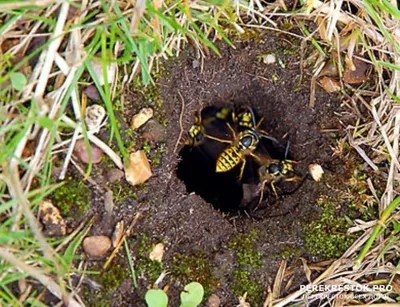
[176,105,304,212]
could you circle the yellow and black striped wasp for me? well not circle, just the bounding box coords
[256,143,303,206]
[232,106,273,135]
[185,106,232,147]
[215,106,278,180]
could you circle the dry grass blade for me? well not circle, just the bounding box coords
[0,248,81,307]
[33,1,69,110]
[0,0,56,11]
[264,260,287,307]
[273,260,342,306]
[103,213,141,269]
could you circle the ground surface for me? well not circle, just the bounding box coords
[74,32,364,306]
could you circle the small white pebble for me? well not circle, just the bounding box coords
[263,54,276,64]
[85,104,106,133]
[131,107,154,129]
[395,27,400,40]
[149,243,164,262]
[309,163,324,182]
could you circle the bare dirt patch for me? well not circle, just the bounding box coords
[79,32,364,306]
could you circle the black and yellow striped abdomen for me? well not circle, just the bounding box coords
[216,130,258,173]
[216,145,242,172]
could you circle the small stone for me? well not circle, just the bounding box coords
[141,120,166,143]
[149,243,164,262]
[192,59,200,69]
[308,163,324,182]
[131,108,154,129]
[343,57,370,84]
[206,294,221,307]
[83,85,101,101]
[263,54,276,64]
[241,183,257,208]
[85,104,106,133]
[395,27,400,40]
[39,200,66,237]
[319,60,339,78]
[106,168,125,183]
[104,190,114,215]
[319,76,341,93]
[124,150,152,186]
[74,139,103,164]
[83,235,111,257]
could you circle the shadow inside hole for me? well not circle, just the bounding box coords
[176,105,295,212]
[177,145,244,212]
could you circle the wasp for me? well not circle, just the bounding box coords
[257,160,301,201]
[215,106,277,180]
[185,106,232,147]
[256,142,303,206]
[232,106,256,129]
[232,106,271,135]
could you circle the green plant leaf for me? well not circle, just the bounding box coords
[10,72,27,91]
[145,289,168,307]
[180,282,204,307]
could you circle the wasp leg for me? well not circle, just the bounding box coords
[225,122,237,139]
[270,181,279,199]
[231,109,237,123]
[256,180,267,209]
[248,152,262,162]
[238,158,247,181]
[204,134,232,144]
[283,175,303,183]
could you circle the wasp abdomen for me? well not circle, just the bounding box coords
[216,147,242,172]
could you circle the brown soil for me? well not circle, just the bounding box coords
[77,32,355,307]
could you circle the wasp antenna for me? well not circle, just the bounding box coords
[284,141,290,159]
[260,134,279,143]
[247,106,257,127]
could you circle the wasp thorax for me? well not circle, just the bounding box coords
[240,135,254,148]
[268,163,281,174]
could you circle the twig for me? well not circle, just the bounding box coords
[174,91,185,154]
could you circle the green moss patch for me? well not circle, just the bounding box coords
[110,180,139,205]
[49,178,90,218]
[83,264,130,306]
[228,230,263,305]
[135,234,164,283]
[169,251,218,297]
[304,197,356,259]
